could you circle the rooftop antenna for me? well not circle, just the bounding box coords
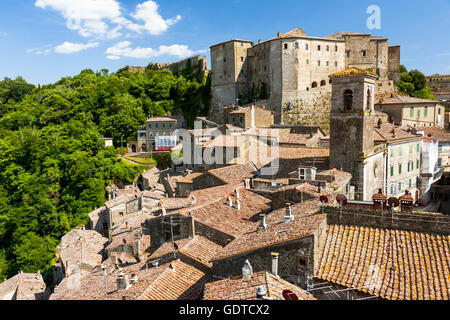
[319,195,329,214]
[336,194,347,222]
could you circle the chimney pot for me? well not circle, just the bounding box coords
[242,260,253,280]
[256,285,267,299]
[234,200,241,210]
[271,252,279,277]
[227,197,233,207]
[117,273,129,291]
[284,204,294,223]
[260,214,269,229]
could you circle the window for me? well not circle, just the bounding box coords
[326,45,330,51]
[417,110,421,118]
[223,58,226,62]
[390,150,394,158]
[119,212,124,217]
[409,179,412,188]
[320,80,326,86]
[306,59,310,64]
[318,60,321,66]
[169,123,173,128]
[417,144,420,153]
[362,50,367,57]
[335,45,338,52]
[438,158,442,167]
[390,184,394,195]
[163,123,166,128]
[398,182,402,191]
[409,145,413,154]
[326,61,329,66]
[155,124,159,128]
[284,43,288,50]
[425,107,428,117]
[295,42,299,49]
[410,108,414,118]
[344,89,353,110]
[232,117,235,123]
[438,145,443,153]
[417,159,420,169]
[148,123,152,129]
[312,82,318,88]
[335,61,338,67]
[306,44,309,50]
[295,58,299,64]
[241,57,244,62]
[390,166,394,177]
[367,89,371,110]
[240,116,243,123]
[297,256,307,269]
[318,45,321,51]
[346,50,350,57]
[399,163,402,175]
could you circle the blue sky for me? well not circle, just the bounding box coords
[0,0,449,84]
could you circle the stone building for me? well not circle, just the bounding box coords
[210,28,400,124]
[0,272,50,300]
[375,95,445,128]
[329,67,422,201]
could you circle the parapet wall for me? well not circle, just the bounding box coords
[324,207,450,235]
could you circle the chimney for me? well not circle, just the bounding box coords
[125,222,129,229]
[227,197,233,207]
[256,286,267,299]
[260,214,269,229]
[242,260,253,280]
[161,208,167,216]
[244,179,251,190]
[258,40,262,44]
[130,273,138,285]
[277,32,281,37]
[234,200,241,210]
[116,273,129,291]
[284,203,294,223]
[191,196,196,206]
[234,189,240,198]
[271,252,279,277]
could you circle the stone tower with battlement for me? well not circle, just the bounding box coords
[329,67,382,201]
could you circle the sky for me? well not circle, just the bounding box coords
[0,0,449,85]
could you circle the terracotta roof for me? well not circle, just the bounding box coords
[329,67,378,78]
[88,206,107,222]
[374,123,422,143]
[317,168,352,187]
[214,201,324,260]
[417,126,450,142]
[177,172,203,184]
[317,225,450,300]
[204,271,315,300]
[203,134,249,148]
[377,95,438,105]
[243,128,291,138]
[58,229,108,271]
[208,164,256,185]
[184,188,272,238]
[142,190,165,199]
[115,186,141,198]
[141,167,160,180]
[105,194,137,209]
[279,133,318,145]
[160,197,195,210]
[190,184,242,206]
[139,260,210,300]
[147,237,192,261]
[229,106,252,114]
[0,272,49,300]
[178,236,224,268]
[146,117,177,122]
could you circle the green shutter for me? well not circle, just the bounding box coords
[417,160,420,169]
[425,108,428,117]
[417,144,420,153]
[390,166,394,177]
[399,164,402,174]
[410,109,414,117]
[417,110,421,118]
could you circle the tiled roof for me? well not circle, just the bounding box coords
[377,95,438,105]
[0,272,49,300]
[147,238,192,261]
[204,271,315,300]
[146,117,177,122]
[243,128,291,138]
[139,260,210,300]
[317,225,450,300]
[208,164,256,185]
[317,168,352,187]
[178,236,224,268]
[374,124,422,143]
[105,194,137,209]
[184,188,272,238]
[190,184,242,206]
[329,67,378,78]
[141,167,160,180]
[142,190,165,199]
[417,126,450,142]
[115,186,142,198]
[214,201,324,260]
[58,229,108,270]
[203,134,250,148]
[229,106,252,114]
[279,133,318,145]
[160,197,195,210]
[109,211,154,238]
[177,172,204,184]
[88,206,107,221]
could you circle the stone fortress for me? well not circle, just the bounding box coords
[209,28,401,129]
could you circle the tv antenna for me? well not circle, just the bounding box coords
[282,290,299,300]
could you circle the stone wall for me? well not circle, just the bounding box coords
[324,207,450,235]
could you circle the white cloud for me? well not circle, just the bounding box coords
[35,0,181,39]
[54,41,99,54]
[105,41,194,60]
[27,45,53,55]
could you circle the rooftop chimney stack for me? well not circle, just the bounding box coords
[271,252,279,277]
[191,196,196,206]
[234,200,241,210]
[130,273,138,285]
[260,214,269,230]
[227,197,233,207]
[161,208,167,216]
[242,260,253,280]
[284,203,295,223]
[117,273,129,291]
[256,285,267,299]
[234,189,240,199]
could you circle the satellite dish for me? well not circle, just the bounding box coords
[388,197,399,208]
[282,290,299,300]
[411,128,417,135]
[123,239,127,244]
[336,194,348,206]
[319,195,329,204]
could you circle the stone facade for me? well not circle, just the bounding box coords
[210,29,400,125]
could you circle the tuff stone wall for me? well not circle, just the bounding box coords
[324,207,450,235]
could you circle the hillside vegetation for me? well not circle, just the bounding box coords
[0,67,211,281]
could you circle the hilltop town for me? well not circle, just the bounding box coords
[1,27,449,301]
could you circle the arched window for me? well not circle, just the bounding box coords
[367,89,372,110]
[344,89,353,110]
[320,80,326,87]
[312,82,318,88]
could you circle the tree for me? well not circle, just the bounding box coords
[395,67,435,100]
